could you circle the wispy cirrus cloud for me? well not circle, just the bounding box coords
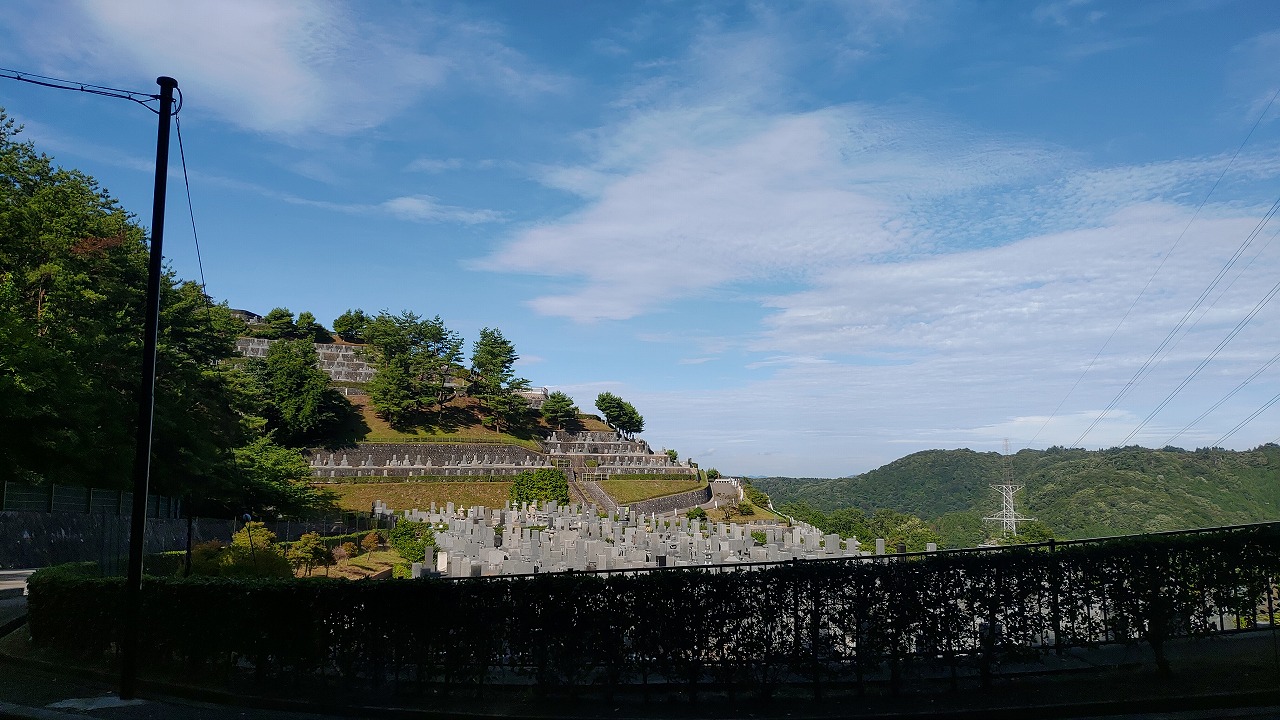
[0,0,564,136]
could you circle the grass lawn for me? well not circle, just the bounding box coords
[327,481,514,513]
[600,477,706,504]
[355,397,544,451]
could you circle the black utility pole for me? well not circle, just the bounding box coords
[120,75,178,701]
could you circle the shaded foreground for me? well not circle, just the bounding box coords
[17,523,1280,713]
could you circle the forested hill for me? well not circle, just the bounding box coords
[753,445,1280,539]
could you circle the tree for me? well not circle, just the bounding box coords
[332,308,370,343]
[241,338,355,448]
[471,327,531,431]
[541,390,578,430]
[295,311,332,343]
[287,531,332,576]
[1004,520,1055,545]
[664,449,678,463]
[233,436,336,518]
[686,507,708,521]
[510,467,570,506]
[364,311,465,427]
[224,522,292,577]
[706,468,721,480]
[258,307,298,339]
[0,109,248,499]
[595,392,645,438]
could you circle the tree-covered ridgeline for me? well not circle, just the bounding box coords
[0,109,335,518]
[757,444,1280,544]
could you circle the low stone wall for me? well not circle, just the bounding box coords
[627,483,712,516]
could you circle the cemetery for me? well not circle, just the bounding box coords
[384,498,895,578]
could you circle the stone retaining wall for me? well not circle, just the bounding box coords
[235,338,376,383]
[627,483,713,516]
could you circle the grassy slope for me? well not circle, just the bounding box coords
[355,397,544,450]
[753,445,1280,539]
[329,482,513,512]
[353,398,615,451]
[599,477,706,504]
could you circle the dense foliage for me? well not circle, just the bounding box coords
[364,311,466,428]
[509,467,570,506]
[540,390,579,430]
[469,327,531,432]
[27,523,1280,698]
[240,338,361,448]
[388,519,435,563]
[0,109,332,518]
[781,503,942,552]
[331,308,370,343]
[756,444,1280,540]
[244,307,332,342]
[594,392,644,438]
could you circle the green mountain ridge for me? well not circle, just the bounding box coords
[753,444,1280,539]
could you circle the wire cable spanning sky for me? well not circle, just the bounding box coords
[2,1,1280,477]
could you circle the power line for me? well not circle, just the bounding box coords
[1165,349,1280,445]
[1030,86,1280,449]
[1115,207,1280,445]
[0,66,182,115]
[1214,391,1280,447]
[174,102,210,300]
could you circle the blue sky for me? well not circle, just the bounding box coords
[3,1,1280,477]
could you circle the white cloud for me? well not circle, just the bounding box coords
[484,104,1064,321]
[380,195,503,224]
[1,0,560,136]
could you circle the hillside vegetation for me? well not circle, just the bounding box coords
[753,444,1280,540]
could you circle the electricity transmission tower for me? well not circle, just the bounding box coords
[984,439,1033,535]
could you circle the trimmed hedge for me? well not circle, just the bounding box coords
[26,523,1280,698]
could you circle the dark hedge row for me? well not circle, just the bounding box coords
[26,523,1280,698]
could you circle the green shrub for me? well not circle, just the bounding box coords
[144,551,188,577]
[686,507,708,521]
[188,524,293,578]
[509,467,570,506]
[388,520,435,563]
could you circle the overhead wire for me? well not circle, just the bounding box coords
[1027,86,1280,449]
[174,108,218,331]
[0,66,179,115]
[1,67,209,325]
[1165,349,1280,446]
[1115,207,1280,445]
[1214,391,1280,447]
